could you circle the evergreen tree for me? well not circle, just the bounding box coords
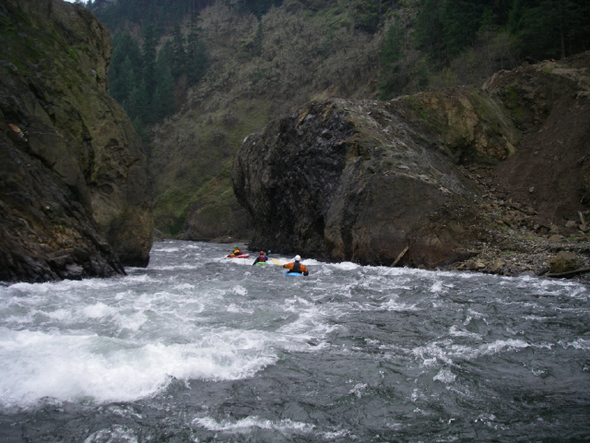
[127,82,150,125]
[171,23,187,78]
[186,12,210,86]
[516,0,590,59]
[440,1,482,59]
[415,0,445,68]
[109,32,142,112]
[415,0,510,68]
[252,21,264,57]
[110,56,136,105]
[379,20,405,98]
[236,0,283,19]
[153,46,176,121]
[142,24,159,97]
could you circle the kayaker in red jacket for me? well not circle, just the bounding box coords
[252,251,268,265]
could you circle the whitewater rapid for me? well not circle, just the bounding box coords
[0,240,589,442]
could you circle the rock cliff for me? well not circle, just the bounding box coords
[233,53,590,273]
[0,0,153,282]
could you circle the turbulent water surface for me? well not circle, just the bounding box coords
[0,240,589,442]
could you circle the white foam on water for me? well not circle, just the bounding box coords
[475,338,530,356]
[382,297,419,312]
[329,261,360,271]
[320,429,353,440]
[172,283,195,291]
[151,246,182,253]
[511,275,590,299]
[0,325,279,408]
[29,297,149,333]
[433,368,456,384]
[298,258,320,266]
[559,337,590,350]
[429,280,445,294]
[150,264,200,271]
[449,325,482,340]
[82,301,118,319]
[349,382,368,398]
[192,415,315,434]
[412,338,533,369]
[278,309,336,340]
[231,285,248,296]
[84,424,139,443]
[412,340,455,367]
[226,302,254,314]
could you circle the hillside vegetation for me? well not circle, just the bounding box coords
[89,0,590,239]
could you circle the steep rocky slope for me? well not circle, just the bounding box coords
[0,0,153,282]
[147,2,382,241]
[233,52,590,275]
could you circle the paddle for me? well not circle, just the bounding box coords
[270,258,284,266]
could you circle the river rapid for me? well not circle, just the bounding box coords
[0,240,589,442]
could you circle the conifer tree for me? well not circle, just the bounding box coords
[171,23,187,78]
[109,32,142,117]
[153,45,176,121]
[379,20,405,98]
[415,0,445,68]
[142,24,158,97]
[128,83,150,125]
[515,0,590,59]
[237,0,283,18]
[186,12,209,86]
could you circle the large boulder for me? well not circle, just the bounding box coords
[232,97,504,267]
[0,0,153,282]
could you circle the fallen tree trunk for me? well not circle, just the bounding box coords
[545,267,590,278]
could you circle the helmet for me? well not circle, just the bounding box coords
[295,255,301,261]
[259,251,264,254]
[234,245,239,248]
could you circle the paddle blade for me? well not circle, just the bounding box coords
[270,258,284,266]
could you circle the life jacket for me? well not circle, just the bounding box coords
[292,261,301,273]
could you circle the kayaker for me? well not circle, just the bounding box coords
[227,245,242,258]
[283,255,309,276]
[252,251,268,265]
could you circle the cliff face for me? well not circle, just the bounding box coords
[0,0,153,282]
[233,53,590,270]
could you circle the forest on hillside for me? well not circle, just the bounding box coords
[82,0,590,238]
[88,0,590,134]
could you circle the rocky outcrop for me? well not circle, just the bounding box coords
[233,53,590,272]
[0,0,153,282]
[233,98,493,267]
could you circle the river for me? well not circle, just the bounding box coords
[0,240,589,442]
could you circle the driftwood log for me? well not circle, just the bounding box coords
[391,246,409,267]
[545,267,590,278]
